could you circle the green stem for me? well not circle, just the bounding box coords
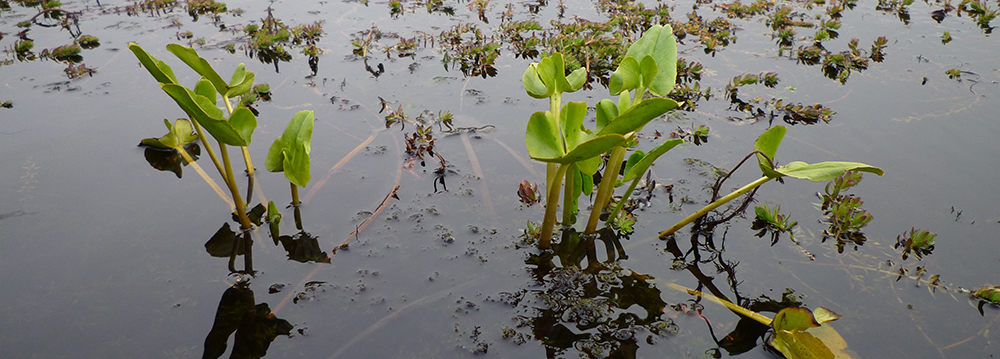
[539,163,570,250]
[658,176,774,238]
[562,164,576,226]
[632,86,646,109]
[189,118,227,183]
[664,282,773,326]
[607,175,642,225]
[290,183,300,206]
[585,146,626,234]
[219,142,253,230]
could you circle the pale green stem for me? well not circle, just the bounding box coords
[585,146,626,234]
[664,282,773,326]
[221,95,258,204]
[632,86,646,109]
[219,142,253,231]
[539,163,570,250]
[189,118,227,183]
[658,176,773,238]
[290,183,300,206]
[562,164,576,226]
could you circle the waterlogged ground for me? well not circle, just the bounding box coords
[1,0,999,357]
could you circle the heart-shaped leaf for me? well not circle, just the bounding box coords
[624,24,677,96]
[754,126,786,178]
[128,43,178,85]
[561,101,590,150]
[639,54,659,88]
[609,56,641,95]
[166,44,229,97]
[523,64,553,99]
[266,110,315,187]
[526,111,565,160]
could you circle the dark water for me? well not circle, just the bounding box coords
[1,0,998,357]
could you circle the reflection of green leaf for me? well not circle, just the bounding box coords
[773,307,820,331]
[205,222,242,257]
[265,110,314,187]
[141,144,200,178]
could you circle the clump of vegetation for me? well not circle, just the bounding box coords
[439,23,500,78]
[40,44,81,61]
[187,0,226,16]
[894,228,936,260]
[75,34,100,49]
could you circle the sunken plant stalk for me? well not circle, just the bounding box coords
[658,176,773,238]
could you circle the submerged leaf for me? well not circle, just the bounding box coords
[770,307,856,359]
[778,161,884,182]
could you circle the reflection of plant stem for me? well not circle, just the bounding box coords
[665,282,773,326]
[659,176,773,238]
[242,231,253,274]
[540,163,569,249]
[175,146,234,209]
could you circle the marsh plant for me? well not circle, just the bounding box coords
[522,26,884,266]
[131,43,315,273]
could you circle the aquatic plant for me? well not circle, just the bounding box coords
[658,125,883,238]
[523,25,681,249]
[130,43,315,273]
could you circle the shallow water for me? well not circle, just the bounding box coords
[1,0,999,357]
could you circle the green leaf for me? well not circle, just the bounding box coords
[194,78,217,106]
[166,44,229,97]
[777,161,884,182]
[525,111,565,160]
[624,24,678,96]
[226,69,255,98]
[598,97,679,137]
[773,307,820,331]
[228,107,257,146]
[580,163,595,193]
[623,151,645,179]
[639,54,659,88]
[754,126,786,178]
[266,110,314,187]
[537,134,626,164]
[523,64,552,99]
[139,119,198,150]
[566,67,587,92]
[128,43,178,85]
[770,307,856,359]
[595,99,619,133]
[623,138,683,181]
[561,101,590,150]
[161,84,249,146]
[229,63,247,87]
[609,56,641,95]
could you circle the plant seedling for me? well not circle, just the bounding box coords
[266,110,315,206]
